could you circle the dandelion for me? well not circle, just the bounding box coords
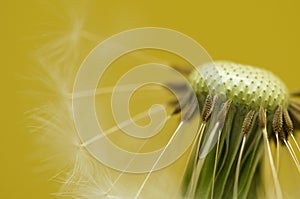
[27,6,300,198]
[30,54,300,198]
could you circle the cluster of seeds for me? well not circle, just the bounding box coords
[171,61,300,199]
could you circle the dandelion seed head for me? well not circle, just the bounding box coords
[189,61,289,111]
[185,60,300,199]
[28,7,300,196]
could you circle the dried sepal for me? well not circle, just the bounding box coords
[290,90,300,97]
[288,101,300,130]
[290,100,300,112]
[171,92,193,115]
[182,94,198,121]
[216,99,232,126]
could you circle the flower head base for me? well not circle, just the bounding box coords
[189,61,289,111]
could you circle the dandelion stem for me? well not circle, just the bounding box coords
[263,130,283,199]
[234,134,246,199]
[260,107,283,199]
[71,84,163,99]
[186,157,205,198]
[81,105,167,147]
[211,126,222,199]
[104,116,172,195]
[290,134,300,153]
[134,122,185,199]
[273,106,283,173]
[283,109,300,154]
[185,123,206,198]
[284,139,300,173]
[187,123,206,191]
[275,132,280,172]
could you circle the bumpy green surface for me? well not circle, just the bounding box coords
[189,61,289,111]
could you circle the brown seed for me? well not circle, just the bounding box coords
[201,95,217,123]
[279,130,287,141]
[283,108,294,133]
[242,110,255,135]
[273,106,283,134]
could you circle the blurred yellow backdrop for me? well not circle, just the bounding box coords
[1,0,300,198]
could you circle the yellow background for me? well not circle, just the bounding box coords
[2,0,300,198]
